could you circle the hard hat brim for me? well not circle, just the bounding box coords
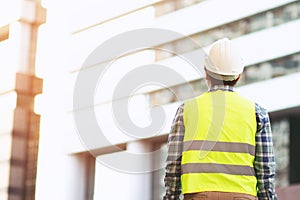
[205,68,240,81]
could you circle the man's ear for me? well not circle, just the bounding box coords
[205,70,209,81]
[205,70,211,87]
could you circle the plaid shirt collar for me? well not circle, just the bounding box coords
[208,85,235,92]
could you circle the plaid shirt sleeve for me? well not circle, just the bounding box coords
[254,103,278,200]
[163,104,185,200]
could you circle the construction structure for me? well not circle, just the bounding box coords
[0,0,46,199]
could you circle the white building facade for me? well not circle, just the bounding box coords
[36,0,300,199]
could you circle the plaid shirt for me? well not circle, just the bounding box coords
[163,85,277,200]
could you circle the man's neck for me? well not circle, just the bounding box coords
[208,85,235,92]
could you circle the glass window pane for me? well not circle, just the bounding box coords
[272,119,290,187]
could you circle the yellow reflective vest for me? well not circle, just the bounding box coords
[182,90,257,196]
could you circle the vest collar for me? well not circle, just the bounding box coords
[208,85,235,92]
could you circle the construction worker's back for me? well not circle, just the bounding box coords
[182,90,257,196]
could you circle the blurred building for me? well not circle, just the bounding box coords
[0,0,46,199]
[35,0,300,200]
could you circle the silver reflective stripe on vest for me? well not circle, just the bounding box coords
[181,163,255,176]
[183,140,255,156]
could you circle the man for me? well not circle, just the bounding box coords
[163,38,277,200]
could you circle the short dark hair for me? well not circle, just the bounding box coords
[207,73,239,86]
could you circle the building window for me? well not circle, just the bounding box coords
[241,52,300,85]
[149,78,207,107]
[155,0,206,17]
[155,1,300,61]
[272,119,290,187]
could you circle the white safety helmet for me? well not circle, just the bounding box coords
[205,38,244,81]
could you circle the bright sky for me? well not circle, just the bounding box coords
[0,0,21,26]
